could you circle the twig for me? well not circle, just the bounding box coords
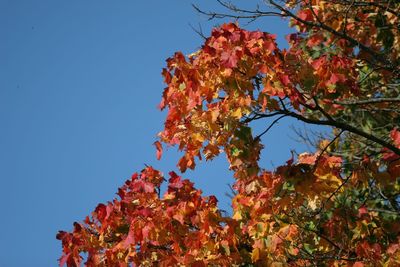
[312,129,344,172]
[189,23,207,40]
[254,114,288,141]
[333,98,400,105]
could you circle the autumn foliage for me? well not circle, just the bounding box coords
[58,1,400,266]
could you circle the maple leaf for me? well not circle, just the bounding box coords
[168,171,183,189]
[58,4,400,265]
[382,149,399,162]
[58,253,70,267]
[220,50,238,68]
[154,141,163,160]
[306,34,324,47]
[387,243,400,255]
[358,205,368,217]
[297,9,314,22]
[280,74,291,86]
[94,204,108,223]
[311,56,326,70]
[391,128,400,147]
[297,152,317,165]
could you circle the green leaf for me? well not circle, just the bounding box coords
[303,243,314,254]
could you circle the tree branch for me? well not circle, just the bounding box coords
[255,110,400,155]
[192,3,281,21]
[254,114,288,141]
[267,0,392,68]
[333,98,400,105]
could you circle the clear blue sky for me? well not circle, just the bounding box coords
[0,1,316,266]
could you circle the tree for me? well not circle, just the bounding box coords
[57,1,400,266]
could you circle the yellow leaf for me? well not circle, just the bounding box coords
[318,139,331,151]
[210,109,219,123]
[251,247,260,262]
[232,211,242,220]
[317,172,341,186]
[191,133,205,143]
[178,82,186,90]
[245,180,259,193]
[232,108,242,119]
[308,197,318,210]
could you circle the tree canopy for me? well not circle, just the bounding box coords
[58,1,400,266]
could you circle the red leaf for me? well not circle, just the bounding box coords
[177,156,187,172]
[311,56,326,70]
[123,228,135,247]
[154,141,163,160]
[280,74,291,86]
[328,73,344,85]
[387,243,400,255]
[297,9,314,21]
[390,128,400,147]
[138,207,152,217]
[221,50,238,68]
[298,153,317,165]
[95,204,107,223]
[169,171,183,189]
[264,40,276,52]
[325,156,342,168]
[142,224,152,239]
[59,253,70,267]
[132,180,154,193]
[306,34,324,47]
[143,181,155,193]
[173,213,185,225]
[358,205,368,217]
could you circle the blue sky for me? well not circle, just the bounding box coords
[0,1,315,266]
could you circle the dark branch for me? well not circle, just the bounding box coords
[254,110,400,156]
[333,98,400,105]
[312,129,345,172]
[254,114,288,141]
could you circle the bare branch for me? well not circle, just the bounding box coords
[189,23,207,40]
[192,3,281,21]
[254,114,288,141]
[255,109,400,155]
[333,98,400,105]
